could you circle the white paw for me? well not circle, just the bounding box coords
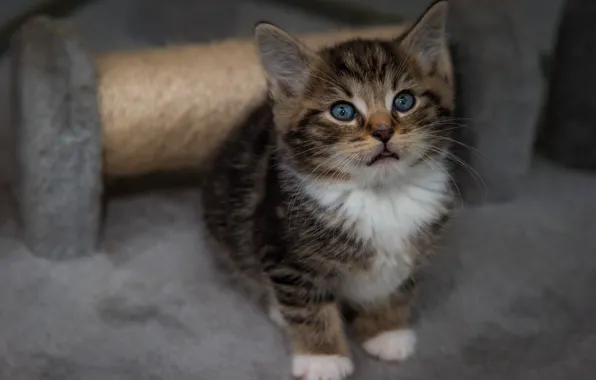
[362,329,417,362]
[292,354,354,380]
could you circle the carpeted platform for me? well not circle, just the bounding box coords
[1,157,595,380]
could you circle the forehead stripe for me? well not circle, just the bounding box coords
[422,90,441,105]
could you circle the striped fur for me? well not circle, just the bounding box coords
[202,2,454,378]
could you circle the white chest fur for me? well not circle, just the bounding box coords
[306,168,449,304]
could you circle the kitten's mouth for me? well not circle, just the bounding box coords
[368,149,400,166]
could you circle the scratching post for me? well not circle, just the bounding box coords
[10,17,102,260]
[9,16,408,260]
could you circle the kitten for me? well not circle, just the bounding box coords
[201,1,455,379]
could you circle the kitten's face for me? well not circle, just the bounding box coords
[256,2,453,186]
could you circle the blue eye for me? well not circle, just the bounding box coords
[330,102,357,121]
[393,91,416,113]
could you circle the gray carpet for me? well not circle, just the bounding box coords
[1,157,595,380]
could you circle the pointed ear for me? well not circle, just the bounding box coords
[399,1,449,73]
[254,23,313,97]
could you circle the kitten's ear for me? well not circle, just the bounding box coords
[254,23,313,97]
[399,1,449,73]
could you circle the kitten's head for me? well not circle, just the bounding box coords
[255,1,454,186]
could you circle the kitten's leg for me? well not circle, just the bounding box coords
[351,278,417,362]
[270,281,354,380]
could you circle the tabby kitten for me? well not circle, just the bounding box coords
[202,2,455,379]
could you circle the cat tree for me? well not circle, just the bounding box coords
[8,0,543,260]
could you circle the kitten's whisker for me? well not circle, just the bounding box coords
[286,148,328,161]
[425,136,487,160]
[398,118,486,162]
[411,112,474,131]
[286,151,348,224]
[287,150,356,224]
[423,123,473,135]
[425,146,488,199]
[408,145,463,208]
[286,156,330,224]
[300,154,356,222]
[423,122,471,131]
[335,152,360,180]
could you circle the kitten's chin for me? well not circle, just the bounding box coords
[355,159,407,187]
[354,150,436,187]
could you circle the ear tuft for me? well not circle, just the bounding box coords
[254,23,312,97]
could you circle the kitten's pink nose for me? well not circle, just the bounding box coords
[369,113,394,143]
[371,127,393,143]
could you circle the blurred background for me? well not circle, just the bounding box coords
[0,0,565,53]
[0,0,569,194]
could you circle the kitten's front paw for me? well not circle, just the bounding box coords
[292,354,354,380]
[362,328,417,362]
